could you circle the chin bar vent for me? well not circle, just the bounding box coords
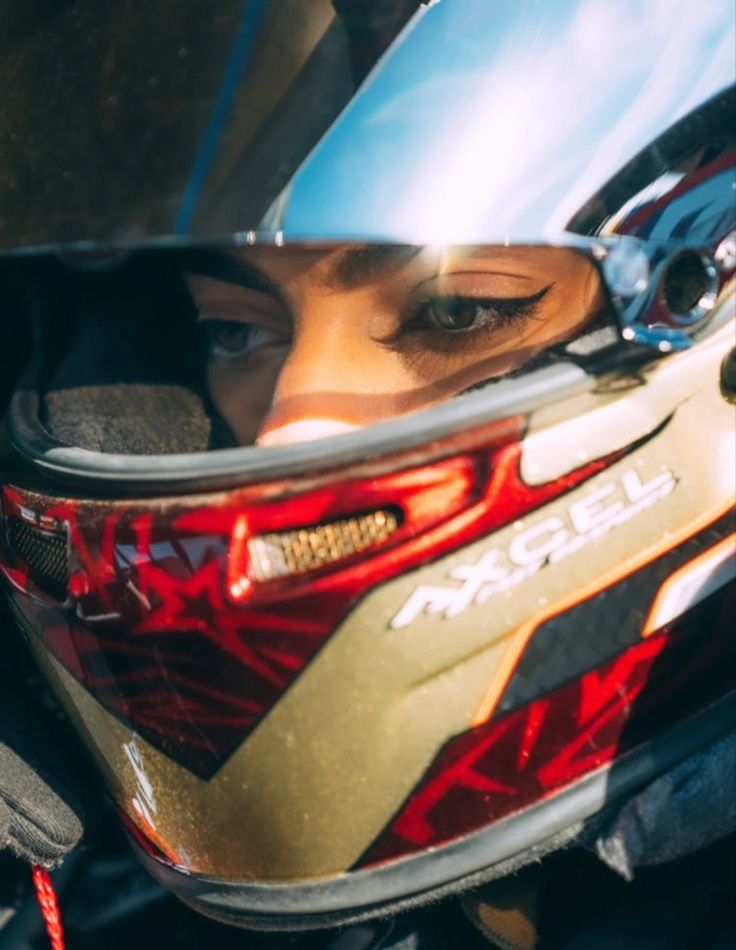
[248,509,400,582]
[7,517,69,601]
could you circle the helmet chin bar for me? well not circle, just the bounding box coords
[131,688,736,931]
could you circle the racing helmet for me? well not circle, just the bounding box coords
[0,0,735,931]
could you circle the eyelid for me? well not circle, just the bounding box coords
[186,268,289,311]
[201,319,289,363]
[412,269,540,298]
[181,251,283,298]
[197,307,282,326]
[194,297,291,328]
[370,285,552,354]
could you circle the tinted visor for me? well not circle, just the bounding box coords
[1,0,733,253]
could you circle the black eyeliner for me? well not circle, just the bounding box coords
[405,283,552,333]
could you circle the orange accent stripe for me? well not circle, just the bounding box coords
[471,500,736,727]
[641,532,736,637]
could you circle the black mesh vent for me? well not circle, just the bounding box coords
[8,517,69,601]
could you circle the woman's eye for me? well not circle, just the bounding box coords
[425,298,495,330]
[414,285,552,334]
[201,319,279,359]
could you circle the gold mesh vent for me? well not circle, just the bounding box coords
[248,510,400,582]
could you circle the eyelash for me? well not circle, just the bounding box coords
[401,285,552,339]
[200,285,552,361]
[199,319,288,362]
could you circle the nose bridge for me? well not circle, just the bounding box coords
[275,309,360,398]
[255,295,395,443]
[274,282,401,406]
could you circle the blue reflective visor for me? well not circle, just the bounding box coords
[0,0,733,255]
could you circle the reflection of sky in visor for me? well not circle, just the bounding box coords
[282,0,735,244]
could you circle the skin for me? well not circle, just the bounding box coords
[185,244,604,446]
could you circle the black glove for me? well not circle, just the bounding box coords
[0,598,84,870]
[0,743,82,869]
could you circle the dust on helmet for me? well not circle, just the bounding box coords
[0,0,734,931]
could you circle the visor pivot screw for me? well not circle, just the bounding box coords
[603,240,649,298]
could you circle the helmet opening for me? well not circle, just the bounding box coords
[24,242,616,459]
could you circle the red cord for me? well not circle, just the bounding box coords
[31,866,66,950]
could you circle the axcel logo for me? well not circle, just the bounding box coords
[390,468,676,630]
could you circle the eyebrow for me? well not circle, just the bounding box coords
[178,248,283,298]
[332,244,421,289]
[179,244,423,294]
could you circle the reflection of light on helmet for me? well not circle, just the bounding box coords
[123,739,158,830]
[603,240,650,297]
[284,0,734,243]
[257,419,359,446]
[641,533,736,637]
[715,230,736,271]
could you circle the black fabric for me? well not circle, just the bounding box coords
[0,598,89,871]
[537,834,736,949]
[0,268,33,420]
[458,834,736,950]
[590,730,736,880]
[39,255,233,454]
